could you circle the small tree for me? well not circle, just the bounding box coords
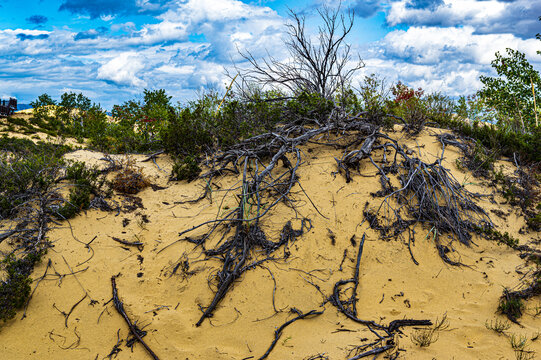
[478,48,541,132]
[30,93,56,123]
[56,92,92,134]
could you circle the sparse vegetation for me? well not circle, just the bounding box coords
[485,318,511,334]
[411,313,449,347]
[499,289,526,322]
[0,6,539,359]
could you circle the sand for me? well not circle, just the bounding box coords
[0,126,539,359]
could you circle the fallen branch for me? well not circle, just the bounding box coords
[111,275,160,360]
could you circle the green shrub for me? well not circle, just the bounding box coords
[29,93,56,126]
[498,289,525,321]
[159,102,214,156]
[57,161,104,219]
[477,225,519,249]
[358,74,391,127]
[526,204,541,231]
[0,151,66,218]
[171,155,202,182]
[0,254,40,322]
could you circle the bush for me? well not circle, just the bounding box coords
[159,99,214,156]
[171,155,201,182]
[0,151,66,219]
[57,161,104,219]
[358,74,391,127]
[111,159,150,194]
[0,254,40,322]
[388,81,427,133]
[29,93,56,126]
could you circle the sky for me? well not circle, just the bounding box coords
[0,0,540,109]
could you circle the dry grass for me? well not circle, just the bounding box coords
[411,313,449,347]
[112,156,150,194]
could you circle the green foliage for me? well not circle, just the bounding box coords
[57,161,103,219]
[0,147,67,218]
[526,205,541,231]
[159,97,214,156]
[171,155,202,182]
[499,289,525,321]
[479,48,540,133]
[55,92,92,135]
[0,254,40,322]
[477,225,519,249]
[424,92,455,124]
[285,91,334,125]
[106,89,176,152]
[454,94,495,124]
[29,93,56,124]
[358,74,390,126]
[434,111,541,164]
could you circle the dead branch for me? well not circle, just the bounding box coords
[111,275,160,360]
[258,308,324,360]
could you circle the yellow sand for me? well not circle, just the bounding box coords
[0,127,539,359]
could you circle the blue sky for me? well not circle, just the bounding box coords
[0,0,540,109]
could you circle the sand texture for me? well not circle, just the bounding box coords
[0,126,539,360]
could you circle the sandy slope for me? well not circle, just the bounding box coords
[0,127,539,360]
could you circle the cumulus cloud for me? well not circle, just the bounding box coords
[387,0,541,38]
[3,0,540,110]
[405,0,444,10]
[26,15,48,25]
[351,0,383,18]
[354,24,541,96]
[380,26,540,65]
[97,52,147,87]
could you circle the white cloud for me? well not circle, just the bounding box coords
[381,26,541,65]
[97,52,147,87]
[387,0,506,27]
[387,0,541,38]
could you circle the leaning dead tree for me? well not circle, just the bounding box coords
[237,4,364,100]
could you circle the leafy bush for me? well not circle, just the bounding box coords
[0,253,40,322]
[171,155,201,182]
[388,81,427,133]
[0,151,65,218]
[57,161,104,219]
[29,93,56,125]
[358,74,391,126]
[158,97,214,156]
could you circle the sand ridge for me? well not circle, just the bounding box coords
[0,126,539,359]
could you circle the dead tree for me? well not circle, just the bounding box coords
[237,4,364,101]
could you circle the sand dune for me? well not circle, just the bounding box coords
[0,126,539,360]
